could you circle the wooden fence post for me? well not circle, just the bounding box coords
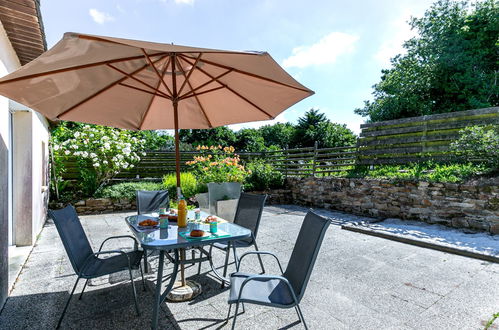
[312,141,318,177]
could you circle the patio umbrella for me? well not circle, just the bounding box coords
[0,32,313,197]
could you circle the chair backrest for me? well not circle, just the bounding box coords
[136,190,169,215]
[233,193,267,242]
[48,205,94,275]
[283,211,331,302]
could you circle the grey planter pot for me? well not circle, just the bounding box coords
[216,199,239,222]
[195,192,209,213]
[207,182,241,215]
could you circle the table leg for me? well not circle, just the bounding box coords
[152,250,165,330]
[151,250,180,330]
[180,248,186,286]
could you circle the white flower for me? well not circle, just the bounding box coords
[64,150,70,155]
[90,134,94,137]
[71,144,78,149]
[90,153,97,158]
[104,143,110,149]
[93,163,99,167]
[141,152,146,156]
[53,145,60,151]
[102,136,109,141]
[103,160,108,165]
[82,151,88,158]
[129,164,134,168]
[123,163,128,169]
[74,132,80,138]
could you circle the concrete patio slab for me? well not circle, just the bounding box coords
[0,205,497,329]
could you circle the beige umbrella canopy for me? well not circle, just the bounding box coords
[0,32,313,191]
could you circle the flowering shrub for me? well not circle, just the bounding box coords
[451,125,499,168]
[186,145,250,184]
[51,123,146,196]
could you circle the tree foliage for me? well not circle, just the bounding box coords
[355,0,498,122]
[179,127,237,147]
[293,109,357,148]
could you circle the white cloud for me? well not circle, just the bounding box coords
[374,11,418,67]
[282,32,359,69]
[89,8,115,24]
[228,113,288,131]
[160,0,194,4]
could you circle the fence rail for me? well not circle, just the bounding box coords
[56,107,498,180]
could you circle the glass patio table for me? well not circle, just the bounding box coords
[125,211,251,330]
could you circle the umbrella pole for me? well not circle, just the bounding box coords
[173,101,182,199]
[173,100,187,287]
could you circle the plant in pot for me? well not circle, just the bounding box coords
[187,145,250,216]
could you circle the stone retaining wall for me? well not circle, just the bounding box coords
[50,198,136,215]
[269,177,498,234]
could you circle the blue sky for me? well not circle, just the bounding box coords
[41,0,436,134]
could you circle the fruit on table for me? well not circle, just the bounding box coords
[139,219,158,226]
[190,229,204,237]
[204,215,219,223]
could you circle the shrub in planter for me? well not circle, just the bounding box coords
[162,172,200,200]
[96,181,163,201]
[244,160,284,191]
[186,145,250,184]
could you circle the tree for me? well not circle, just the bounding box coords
[293,109,357,148]
[355,0,498,122]
[234,128,266,152]
[179,127,237,147]
[259,122,295,149]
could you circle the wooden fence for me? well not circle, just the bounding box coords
[56,107,498,180]
[357,107,499,165]
[57,144,357,180]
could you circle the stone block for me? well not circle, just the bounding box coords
[74,200,86,206]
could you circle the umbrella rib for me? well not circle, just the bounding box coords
[139,57,172,130]
[141,48,173,98]
[179,53,313,94]
[176,53,202,96]
[119,83,171,99]
[178,67,233,100]
[56,55,167,119]
[180,56,274,119]
[0,52,169,85]
[107,63,170,98]
[174,56,213,128]
[178,85,225,100]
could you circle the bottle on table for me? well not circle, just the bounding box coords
[178,198,187,228]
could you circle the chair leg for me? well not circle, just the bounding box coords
[197,248,202,275]
[128,264,140,316]
[139,262,147,291]
[225,303,232,323]
[231,301,240,330]
[221,243,231,288]
[143,248,149,273]
[56,276,80,329]
[253,241,265,274]
[78,279,89,300]
[295,304,308,330]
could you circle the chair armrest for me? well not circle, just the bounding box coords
[98,235,139,252]
[237,251,284,274]
[79,250,131,277]
[236,274,299,305]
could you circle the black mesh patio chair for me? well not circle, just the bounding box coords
[226,211,331,330]
[136,190,169,272]
[208,193,267,283]
[48,205,145,329]
[136,190,170,215]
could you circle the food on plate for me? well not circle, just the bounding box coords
[190,229,205,237]
[204,215,219,223]
[139,219,158,227]
[168,215,178,221]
